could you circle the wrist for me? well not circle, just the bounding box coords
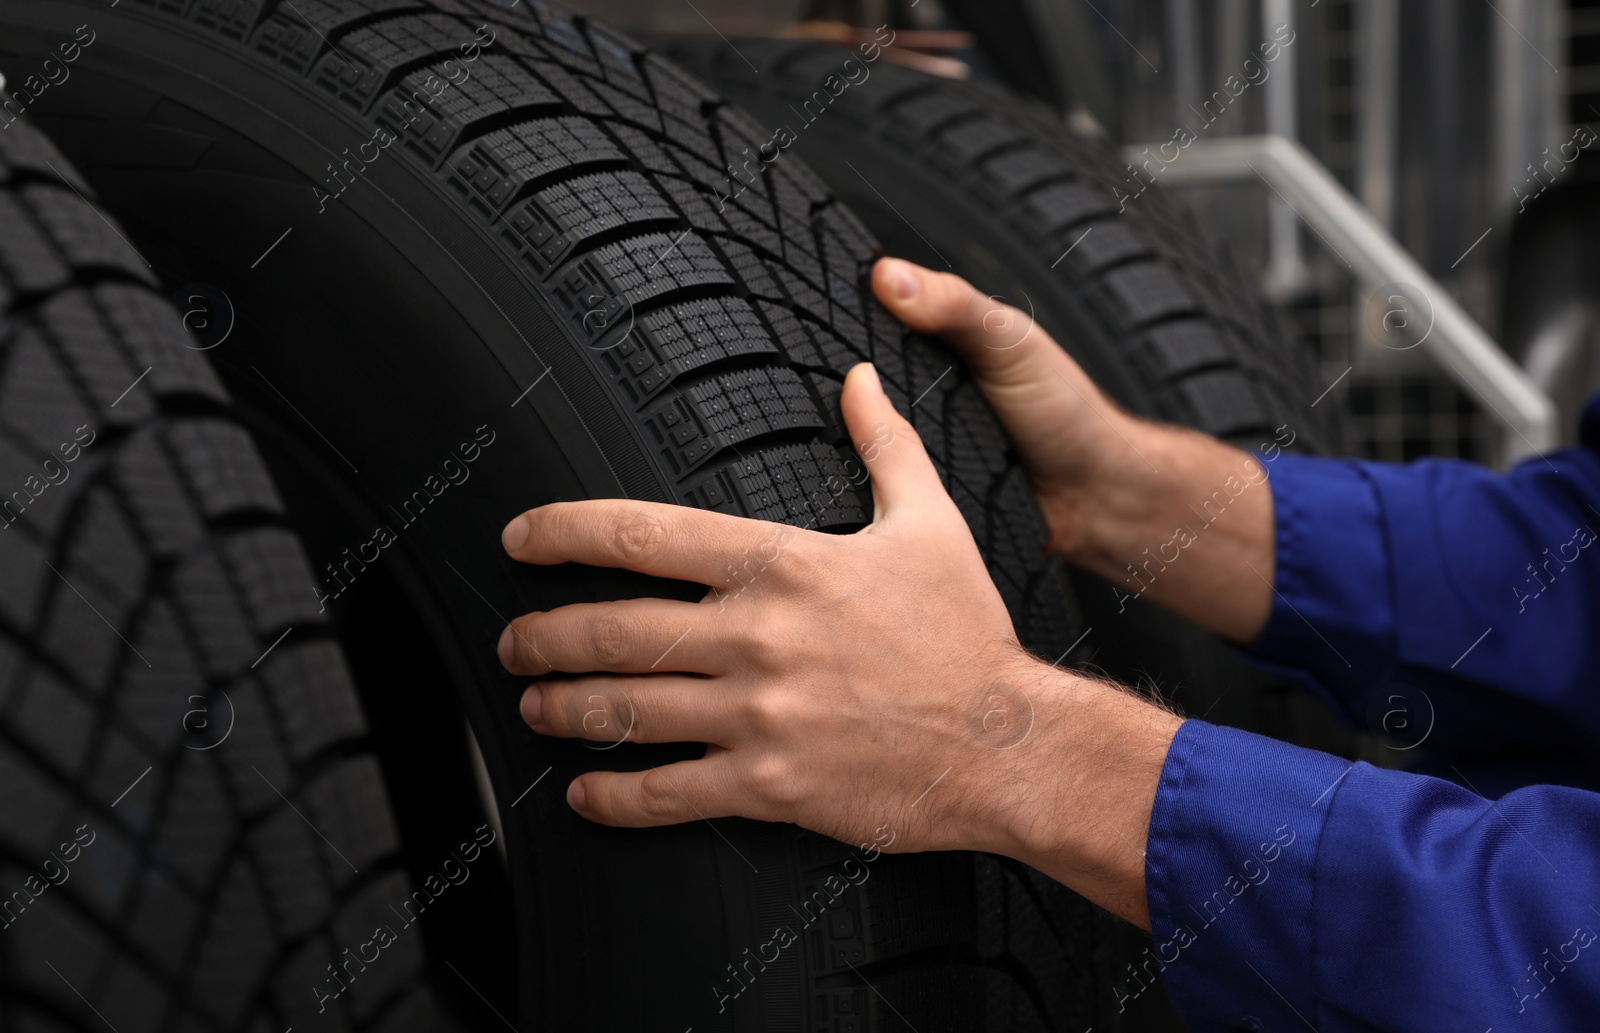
[1035,410,1169,564]
[985,659,1182,928]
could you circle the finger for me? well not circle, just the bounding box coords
[841,362,954,524]
[501,499,790,587]
[872,257,1050,370]
[570,755,745,827]
[499,599,724,676]
[523,673,733,746]
[872,257,1099,430]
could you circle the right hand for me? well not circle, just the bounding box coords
[872,257,1276,643]
[870,257,1144,558]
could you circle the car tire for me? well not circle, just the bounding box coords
[0,115,452,1033]
[1,3,1128,1032]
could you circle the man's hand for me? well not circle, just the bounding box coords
[499,362,1181,927]
[873,257,1279,644]
[871,257,1134,558]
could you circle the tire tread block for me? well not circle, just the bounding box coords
[668,34,1346,455]
[0,119,422,1032]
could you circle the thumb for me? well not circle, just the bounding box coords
[872,258,1047,380]
[840,362,950,526]
[873,258,1106,450]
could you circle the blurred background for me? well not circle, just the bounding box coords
[572,0,1599,467]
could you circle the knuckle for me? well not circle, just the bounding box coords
[636,769,680,821]
[588,605,633,667]
[748,755,800,808]
[732,524,795,584]
[529,502,568,539]
[554,685,598,737]
[745,687,801,736]
[741,628,782,670]
[730,617,786,670]
[613,507,668,566]
[771,534,825,586]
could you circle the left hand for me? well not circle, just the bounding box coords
[495,362,1041,858]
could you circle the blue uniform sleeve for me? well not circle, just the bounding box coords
[1246,400,1600,755]
[1144,719,1600,1033]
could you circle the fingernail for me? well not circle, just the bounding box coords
[497,625,516,669]
[857,362,882,393]
[568,779,587,812]
[884,259,918,300]
[520,687,542,726]
[501,516,529,552]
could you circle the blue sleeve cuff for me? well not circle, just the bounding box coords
[1144,719,1349,1032]
[1147,719,1600,1032]
[1246,452,1399,717]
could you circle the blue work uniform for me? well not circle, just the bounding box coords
[1144,395,1600,1032]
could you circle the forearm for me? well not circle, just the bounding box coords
[1043,414,1276,643]
[983,659,1183,929]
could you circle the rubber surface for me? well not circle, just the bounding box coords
[0,119,441,1032]
[664,35,1345,456]
[0,2,1127,1032]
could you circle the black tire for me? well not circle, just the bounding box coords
[663,37,1343,460]
[664,36,1359,752]
[0,120,448,1032]
[2,4,1126,1033]
[667,38,1367,1033]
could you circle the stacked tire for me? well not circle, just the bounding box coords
[0,3,1344,1032]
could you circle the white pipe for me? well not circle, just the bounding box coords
[1136,134,1559,461]
[1261,0,1306,294]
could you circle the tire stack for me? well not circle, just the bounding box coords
[0,4,1344,1032]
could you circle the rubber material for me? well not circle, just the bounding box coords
[0,2,1125,1032]
[0,118,441,1033]
[663,36,1345,456]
